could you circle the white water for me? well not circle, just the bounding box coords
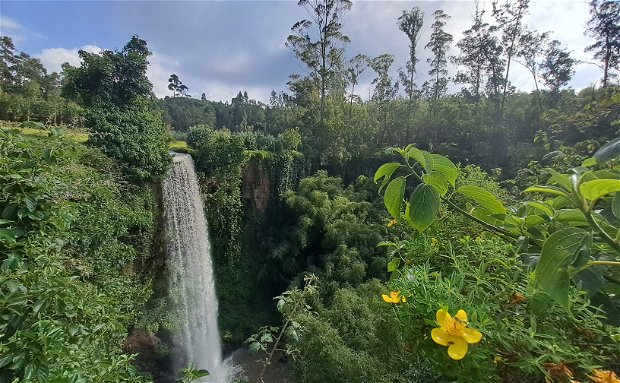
[162,154,233,382]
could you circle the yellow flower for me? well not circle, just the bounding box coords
[382,291,407,303]
[588,370,620,383]
[431,237,438,247]
[387,219,397,228]
[431,308,482,360]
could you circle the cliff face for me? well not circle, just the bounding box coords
[242,156,271,213]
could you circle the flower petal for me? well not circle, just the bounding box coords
[382,294,394,303]
[431,328,452,346]
[455,309,468,323]
[436,309,451,327]
[462,327,482,344]
[447,337,469,360]
[401,296,407,303]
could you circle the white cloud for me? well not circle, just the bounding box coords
[147,52,180,98]
[0,15,22,31]
[36,45,102,73]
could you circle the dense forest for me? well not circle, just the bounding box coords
[1,0,620,382]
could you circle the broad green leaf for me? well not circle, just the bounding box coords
[612,192,620,219]
[374,162,400,183]
[524,185,570,199]
[582,157,597,167]
[527,202,554,217]
[547,169,573,193]
[594,136,620,164]
[422,151,434,172]
[572,267,604,299]
[405,147,426,168]
[384,176,406,220]
[194,370,210,378]
[408,184,440,232]
[457,185,506,215]
[579,179,620,202]
[249,341,261,353]
[422,171,449,196]
[535,227,590,310]
[387,258,400,272]
[554,209,587,224]
[431,154,458,187]
[525,215,546,228]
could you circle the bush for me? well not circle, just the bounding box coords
[86,101,171,183]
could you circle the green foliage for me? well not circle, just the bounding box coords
[385,237,618,382]
[86,101,172,182]
[377,142,620,317]
[0,129,155,382]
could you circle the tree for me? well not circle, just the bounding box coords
[62,36,170,182]
[516,30,549,111]
[370,54,398,144]
[345,54,369,112]
[168,73,188,97]
[397,7,424,103]
[453,4,502,106]
[286,0,352,128]
[63,36,152,108]
[425,10,453,108]
[585,0,620,87]
[493,0,530,117]
[540,40,575,104]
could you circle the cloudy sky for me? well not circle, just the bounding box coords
[0,0,601,103]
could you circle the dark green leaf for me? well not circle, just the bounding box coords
[612,192,620,219]
[535,228,590,310]
[408,184,440,232]
[593,136,620,164]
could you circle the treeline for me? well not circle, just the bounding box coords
[158,0,619,177]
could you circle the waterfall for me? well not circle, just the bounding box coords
[162,153,232,382]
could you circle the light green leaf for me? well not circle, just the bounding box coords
[535,227,590,310]
[527,202,554,217]
[579,179,620,202]
[408,184,440,232]
[374,162,400,184]
[422,151,434,172]
[384,176,406,220]
[431,154,458,187]
[405,147,426,168]
[524,185,570,199]
[582,157,597,167]
[547,169,573,193]
[457,185,506,215]
[594,137,620,164]
[387,258,400,272]
[422,171,449,196]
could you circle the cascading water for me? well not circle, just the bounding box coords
[162,153,232,382]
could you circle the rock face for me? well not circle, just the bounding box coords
[242,157,271,213]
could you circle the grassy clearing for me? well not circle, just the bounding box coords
[2,126,190,152]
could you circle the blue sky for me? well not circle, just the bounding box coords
[0,0,602,103]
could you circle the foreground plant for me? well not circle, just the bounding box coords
[431,309,482,360]
[375,139,620,317]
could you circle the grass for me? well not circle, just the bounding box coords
[1,126,90,143]
[3,125,190,152]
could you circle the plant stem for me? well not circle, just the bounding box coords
[573,260,620,275]
[584,211,620,254]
